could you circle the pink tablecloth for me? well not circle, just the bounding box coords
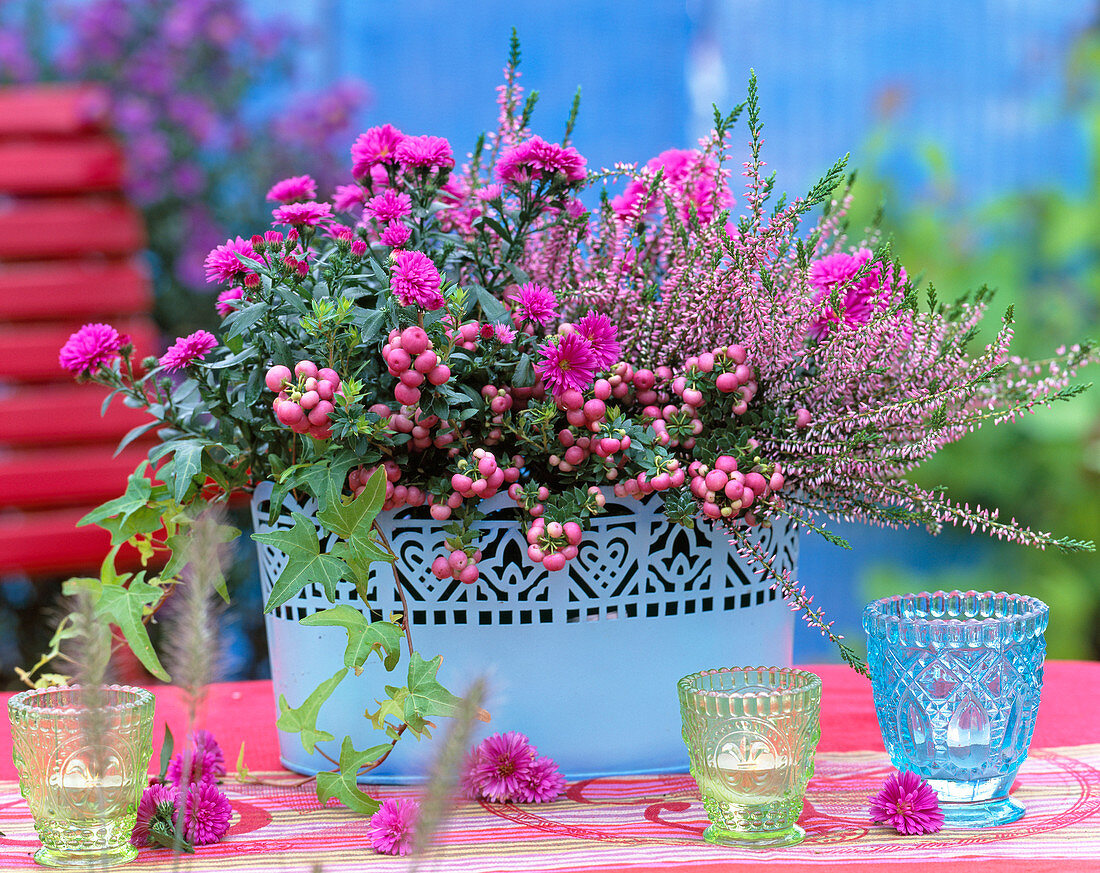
[1,662,1099,872]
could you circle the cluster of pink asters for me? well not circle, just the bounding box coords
[132,730,232,850]
[367,797,420,856]
[462,732,565,804]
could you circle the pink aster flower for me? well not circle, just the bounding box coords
[351,124,405,178]
[515,756,566,803]
[395,134,454,171]
[367,798,419,856]
[333,183,366,212]
[366,189,412,223]
[536,333,598,397]
[215,287,243,318]
[160,330,218,372]
[182,780,232,846]
[131,783,178,848]
[204,236,257,284]
[493,323,516,344]
[496,136,587,185]
[869,771,944,835]
[808,248,907,339]
[390,250,444,310]
[507,282,559,326]
[266,174,317,203]
[59,322,124,375]
[380,220,411,249]
[167,730,227,786]
[573,311,621,370]
[466,732,536,803]
[271,200,333,228]
[476,184,503,202]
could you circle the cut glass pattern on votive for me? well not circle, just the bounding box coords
[678,666,821,847]
[864,591,1047,828]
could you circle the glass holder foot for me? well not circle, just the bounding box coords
[940,795,1025,829]
[703,823,806,848]
[34,844,138,868]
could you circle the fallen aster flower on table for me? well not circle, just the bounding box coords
[368,798,420,856]
[166,729,227,786]
[869,771,945,835]
[183,780,233,846]
[462,732,565,803]
[131,783,180,848]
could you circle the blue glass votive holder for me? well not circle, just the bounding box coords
[863,590,1047,828]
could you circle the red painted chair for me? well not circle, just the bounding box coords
[0,85,158,578]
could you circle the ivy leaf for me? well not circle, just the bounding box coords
[275,667,347,754]
[253,513,348,611]
[64,573,169,681]
[299,606,403,674]
[404,653,463,728]
[315,736,388,815]
[77,463,152,527]
[365,691,407,731]
[316,467,386,548]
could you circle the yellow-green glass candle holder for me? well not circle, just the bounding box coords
[678,666,821,848]
[8,685,155,867]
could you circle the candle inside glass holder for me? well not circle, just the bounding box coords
[678,666,821,848]
[8,685,155,868]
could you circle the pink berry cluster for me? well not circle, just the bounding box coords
[640,345,756,449]
[427,449,524,584]
[510,483,605,572]
[381,325,450,408]
[266,360,342,439]
[347,460,433,512]
[688,453,785,526]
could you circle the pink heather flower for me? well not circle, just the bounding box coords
[390,250,444,310]
[367,798,419,856]
[367,189,412,223]
[493,323,516,344]
[381,220,411,249]
[160,330,218,372]
[574,311,621,370]
[166,730,227,786]
[59,322,124,375]
[466,732,536,803]
[496,136,587,185]
[515,756,566,804]
[507,282,559,326]
[266,174,317,203]
[272,200,333,227]
[131,783,178,848]
[204,236,257,284]
[215,287,244,318]
[869,771,944,836]
[395,134,454,171]
[182,780,232,846]
[351,124,405,178]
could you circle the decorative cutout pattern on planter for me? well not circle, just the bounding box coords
[251,483,797,628]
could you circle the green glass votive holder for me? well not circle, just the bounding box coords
[678,666,821,848]
[8,685,155,867]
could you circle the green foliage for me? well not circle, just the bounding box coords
[252,513,348,612]
[62,554,169,681]
[315,737,389,816]
[300,607,402,675]
[276,667,347,754]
